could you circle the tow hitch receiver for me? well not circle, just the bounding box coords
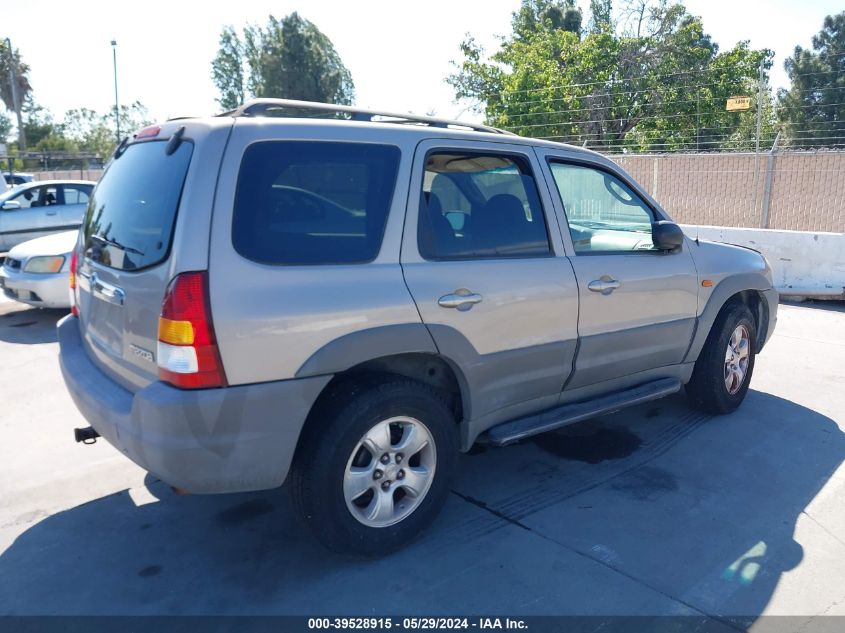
[74,427,100,444]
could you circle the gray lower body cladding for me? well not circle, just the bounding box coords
[57,315,331,493]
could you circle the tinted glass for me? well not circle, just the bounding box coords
[418,152,550,260]
[232,142,401,265]
[549,163,656,253]
[62,185,91,205]
[83,140,193,271]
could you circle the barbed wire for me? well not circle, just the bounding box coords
[497,101,845,133]
[466,67,845,101]
[498,85,845,119]
[539,141,845,153]
[524,123,845,144]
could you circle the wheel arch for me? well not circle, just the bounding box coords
[686,274,771,363]
[295,324,471,443]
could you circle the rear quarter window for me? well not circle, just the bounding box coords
[231,141,401,265]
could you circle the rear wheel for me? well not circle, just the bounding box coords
[686,302,757,414]
[290,376,458,556]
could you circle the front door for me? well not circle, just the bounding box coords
[538,154,699,390]
[400,140,579,422]
[0,185,59,250]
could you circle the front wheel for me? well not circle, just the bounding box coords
[290,377,458,556]
[686,302,757,414]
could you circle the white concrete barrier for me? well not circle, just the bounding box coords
[681,225,845,299]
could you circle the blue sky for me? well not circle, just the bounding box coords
[3,0,842,125]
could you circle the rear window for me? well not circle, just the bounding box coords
[232,141,401,265]
[83,140,193,271]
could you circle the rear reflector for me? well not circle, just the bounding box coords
[157,271,226,389]
[69,249,79,317]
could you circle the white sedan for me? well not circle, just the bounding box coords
[0,230,77,309]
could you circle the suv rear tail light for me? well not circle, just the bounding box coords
[157,271,227,389]
[69,249,79,317]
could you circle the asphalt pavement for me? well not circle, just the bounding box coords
[0,294,843,621]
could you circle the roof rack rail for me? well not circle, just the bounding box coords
[223,98,514,136]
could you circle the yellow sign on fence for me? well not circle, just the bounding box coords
[726,96,752,112]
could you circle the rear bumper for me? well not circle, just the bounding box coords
[57,315,331,493]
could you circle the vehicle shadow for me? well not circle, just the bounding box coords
[0,304,66,345]
[780,299,845,313]
[0,391,841,617]
[0,302,68,345]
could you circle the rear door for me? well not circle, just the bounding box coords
[536,151,699,390]
[57,183,93,228]
[74,121,231,391]
[401,139,579,421]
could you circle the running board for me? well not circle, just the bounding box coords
[484,378,683,446]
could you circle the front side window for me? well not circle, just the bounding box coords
[232,141,401,265]
[418,152,550,260]
[549,162,656,253]
[12,186,47,209]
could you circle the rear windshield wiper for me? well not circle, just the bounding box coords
[91,234,145,256]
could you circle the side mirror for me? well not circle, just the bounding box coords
[1,200,21,211]
[652,221,684,252]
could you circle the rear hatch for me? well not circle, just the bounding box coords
[74,120,231,392]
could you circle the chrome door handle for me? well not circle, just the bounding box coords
[588,278,621,294]
[91,273,125,307]
[438,289,483,311]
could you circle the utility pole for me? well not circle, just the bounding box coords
[754,58,764,156]
[111,39,121,143]
[750,58,765,218]
[4,37,25,151]
[696,88,700,152]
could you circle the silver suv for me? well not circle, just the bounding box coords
[59,100,777,555]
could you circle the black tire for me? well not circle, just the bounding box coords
[686,302,757,414]
[290,375,459,556]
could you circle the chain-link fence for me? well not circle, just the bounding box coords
[612,149,844,232]
[9,146,844,234]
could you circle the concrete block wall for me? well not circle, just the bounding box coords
[682,224,845,299]
[32,170,104,182]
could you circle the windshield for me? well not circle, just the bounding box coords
[0,184,26,203]
[82,140,193,271]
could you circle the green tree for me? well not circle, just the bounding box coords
[0,111,11,144]
[0,39,33,149]
[62,108,115,157]
[513,0,583,39]
[211,26,246,110]
[450,0,771,152]
[211,13,354,109]
[588,0,613,33]
[63,101,152,157]
[20,98,69,150]
[778,12,845,148]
